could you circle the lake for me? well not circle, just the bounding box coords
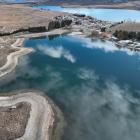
[1,34,140,140]
[33,5,140,22]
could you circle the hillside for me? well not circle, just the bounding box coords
[0,0,135,4]
[1,0,140,9]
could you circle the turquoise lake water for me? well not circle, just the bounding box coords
[33,5,140,22]
[1,35,140,140]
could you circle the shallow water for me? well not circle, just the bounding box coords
[1,35,140,140]
[33,5,140,22]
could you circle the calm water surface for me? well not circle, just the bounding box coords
[1,35,140,140]
[34,5,140,22]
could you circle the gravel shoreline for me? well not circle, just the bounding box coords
[0,38,34,78]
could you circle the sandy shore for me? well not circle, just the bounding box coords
[16,28,70,38]
[0,38,34,78]
[0,91,56,140]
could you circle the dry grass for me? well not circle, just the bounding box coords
[0,4,68,33]
[109,22,140,34]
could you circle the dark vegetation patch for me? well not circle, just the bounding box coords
[113,30,140,40]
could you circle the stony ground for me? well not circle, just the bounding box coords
[0,92,56,140]
[0,47,18,67]
[0,102,31,140]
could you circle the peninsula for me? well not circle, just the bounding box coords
[0,92,53,140]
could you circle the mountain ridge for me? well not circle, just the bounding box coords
[0,0,135,4]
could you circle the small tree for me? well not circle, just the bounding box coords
[101,27,106,32]
[128,32,136,40]
[113,30,118,38]
[118,30,124,40]
[136,32,140,41]
[122,31,129,40]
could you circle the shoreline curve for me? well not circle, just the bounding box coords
[0,38,34,78]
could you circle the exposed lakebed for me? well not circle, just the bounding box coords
[0,35,140,140]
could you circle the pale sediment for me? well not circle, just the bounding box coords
[0,38,34,78]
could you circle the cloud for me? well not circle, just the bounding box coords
[2,57,140,140]
[37,45,76,63]
[17,55,41,78]
[78,68,99,81]
[0,55,41,88]
[60,68,140,140]
[0,56,140,140]
[68,34,139,56]
[43,66,64,91]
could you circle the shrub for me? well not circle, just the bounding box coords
[101,27,106,32]
[113,30,140,41]
[128,32,136,40]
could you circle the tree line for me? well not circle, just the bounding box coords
[113,30,140,41]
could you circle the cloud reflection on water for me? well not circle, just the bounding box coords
[67,35,139,56]
[37,45,76,63]
[61,67,140,140]
[0,54,140,140]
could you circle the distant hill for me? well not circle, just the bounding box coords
[0,0,133,4]
[35,0,140,6]
[50,0,129,4]
[0,0,138,6]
